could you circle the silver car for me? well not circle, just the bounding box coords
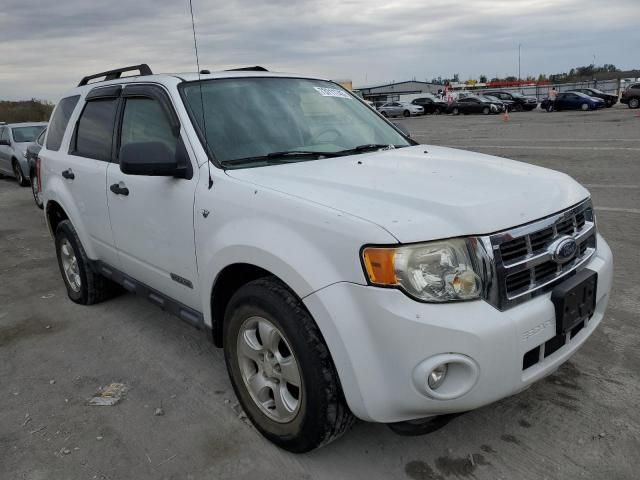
[0,122,47,186]
[377,102,424,118]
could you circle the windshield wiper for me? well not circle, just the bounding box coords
[221,150,342,167]
[333,144,406,156]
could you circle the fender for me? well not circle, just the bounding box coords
[43,174,98,260]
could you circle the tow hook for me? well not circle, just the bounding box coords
[387,413,464,436]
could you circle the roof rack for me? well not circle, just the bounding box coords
[225,66,268,72]
[78,64,153,87]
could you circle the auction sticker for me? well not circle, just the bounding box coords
[314,87,351,99]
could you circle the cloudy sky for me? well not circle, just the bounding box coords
[1,0,638,101]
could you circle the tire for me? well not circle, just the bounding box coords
[482,107,490,115]
[546,103,554,112]
[223,277,354,453]
[452,107,460,115]
[30,171,43,209]
[55,220,120,305]
[381,111,388,117]
[403,110,410,117]
[629,98,639,109]
[434,107,441,115]
[12,160,29,187]
[581,103,589,111]
[515,103,524,112]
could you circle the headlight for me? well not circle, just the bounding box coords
[362,238,484,302]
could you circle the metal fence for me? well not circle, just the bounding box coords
[482,79,621,101]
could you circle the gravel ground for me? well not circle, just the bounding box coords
[1,104,639,480]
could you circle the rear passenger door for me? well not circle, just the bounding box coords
[62,89,121,267]
[106,84,201,309]
[0,127,12,174]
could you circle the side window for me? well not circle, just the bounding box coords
[0,127,9,143]
[36,129,46,146]
[119,97,178,160]
[46,95,80,151]
[73,98,119,161]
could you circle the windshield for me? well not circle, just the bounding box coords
[181,77,410,167]
[12,126,45,143]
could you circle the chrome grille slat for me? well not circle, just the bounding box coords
[484,199,597,310]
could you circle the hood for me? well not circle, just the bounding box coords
[226,145,589,243]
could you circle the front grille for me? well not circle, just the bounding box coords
[488,200,597,310]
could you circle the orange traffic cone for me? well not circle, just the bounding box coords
[503,109,510,121]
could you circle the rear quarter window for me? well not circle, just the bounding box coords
[46,95,80,151]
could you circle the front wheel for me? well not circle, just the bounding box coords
[223,277,354,453]
[12,160,29,187]
[381,111,388,117]
[452,107,460,115]
[434,107,442,115]
[515,104,524,112]
[629,98,639,109]
[546,103,554,112]
[482,107,490,115]
[403,110,411,117]
[581,103,589,111]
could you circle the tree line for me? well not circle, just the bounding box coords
[430,64,623,85]
[0,99,54,123]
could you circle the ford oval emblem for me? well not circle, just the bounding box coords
[552,237,578,264]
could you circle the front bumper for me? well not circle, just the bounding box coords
[304,234,613,423]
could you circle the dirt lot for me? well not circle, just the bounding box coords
[1,105,639,480]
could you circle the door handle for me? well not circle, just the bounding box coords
[110,183,129,196]
[61,169,75,180]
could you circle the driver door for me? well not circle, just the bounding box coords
[106,84,201,309]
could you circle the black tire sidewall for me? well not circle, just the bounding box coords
[30,174,43,209]
[223,280,341,452]
[55,220,90,303]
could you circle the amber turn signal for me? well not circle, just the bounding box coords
[362,248,398,285]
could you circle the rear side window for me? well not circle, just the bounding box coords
[73,99,118,161]
[46,95,80,151]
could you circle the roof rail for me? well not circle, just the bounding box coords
[78,64,153,87]
[225,66,268,72]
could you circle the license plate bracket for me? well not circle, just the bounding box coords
[551,269,597,335]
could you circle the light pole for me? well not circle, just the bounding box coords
[518,44,521,82]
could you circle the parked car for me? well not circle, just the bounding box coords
[410,97,448,115]
[620,82,640,109]
[483,95,515,112]
[541,92,606,112]
[41,64,612,453]
[448,96,503,115]
[26,128,46,208]
[0,122,47,186]
[568,88,618,107]
[378,101,424,117]
[482,91,538,111]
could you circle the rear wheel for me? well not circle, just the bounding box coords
[223,277,354,453]
[12,160,29,187]
[629,98,639,109]
[30,171,43,209]
[546,103,554,112]
[55,220,120,305]
[434,107,442,115]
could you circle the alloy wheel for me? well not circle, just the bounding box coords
[59,238,81,292]
[237,316,302,423]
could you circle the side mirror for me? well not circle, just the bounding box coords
[120,141,190,178]
[0,139,10,146]
[392,122,411,138]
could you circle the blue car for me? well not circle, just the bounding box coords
[542,92,606,112]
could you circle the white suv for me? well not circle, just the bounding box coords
[41,65,613,453]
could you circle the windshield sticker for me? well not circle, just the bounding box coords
[314,87,351,99]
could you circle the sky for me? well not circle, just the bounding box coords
[0,0,638,101]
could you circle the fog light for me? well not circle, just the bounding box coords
[428,364,448,390]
